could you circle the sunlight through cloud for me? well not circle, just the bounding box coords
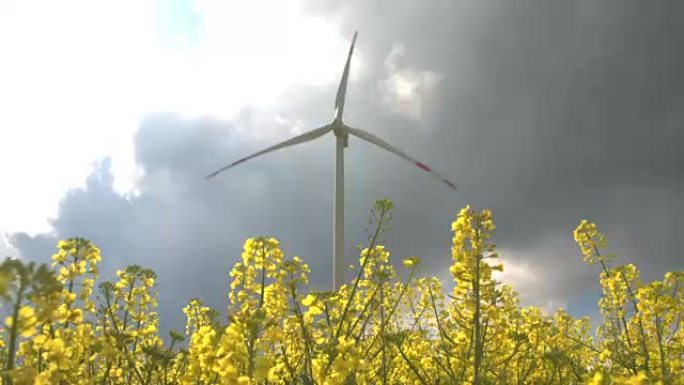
[0,0,348,235]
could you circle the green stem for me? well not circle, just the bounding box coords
[473,226,483,385]
[4,279,27,385]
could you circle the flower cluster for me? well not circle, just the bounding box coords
[0,202,680,385]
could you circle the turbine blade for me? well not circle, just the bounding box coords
[334,31,359,120]
[346,126,458,191]
[206,124,333,179]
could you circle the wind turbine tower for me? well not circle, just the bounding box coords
[207,32,457,290]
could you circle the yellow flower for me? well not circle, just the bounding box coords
[6,306,38,337]
[0,210,679,385]
[623,372,648,385]
[43,337,65,355]
[588,372,604,385]
[302,294,317,307]
[403,257,420,268]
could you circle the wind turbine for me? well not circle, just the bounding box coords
[206,32,457,290]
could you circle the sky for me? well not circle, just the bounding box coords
[1,0,683,333]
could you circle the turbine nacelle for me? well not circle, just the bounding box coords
[332,120,349,147]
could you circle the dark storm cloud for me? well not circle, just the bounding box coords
[300,0,684,305]
[9,114,342,331]
[11,0,684,329]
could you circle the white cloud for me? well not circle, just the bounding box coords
[381,44,443,120]
[494,252,567,313]
[0,233,18,259]
[494,254,540,287]
[275,116,307,136]
[425,249,568,315]
[0,0,351,235]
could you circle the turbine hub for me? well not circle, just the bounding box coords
[332,121,349,147]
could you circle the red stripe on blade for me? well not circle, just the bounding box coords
[415,162,431,172]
